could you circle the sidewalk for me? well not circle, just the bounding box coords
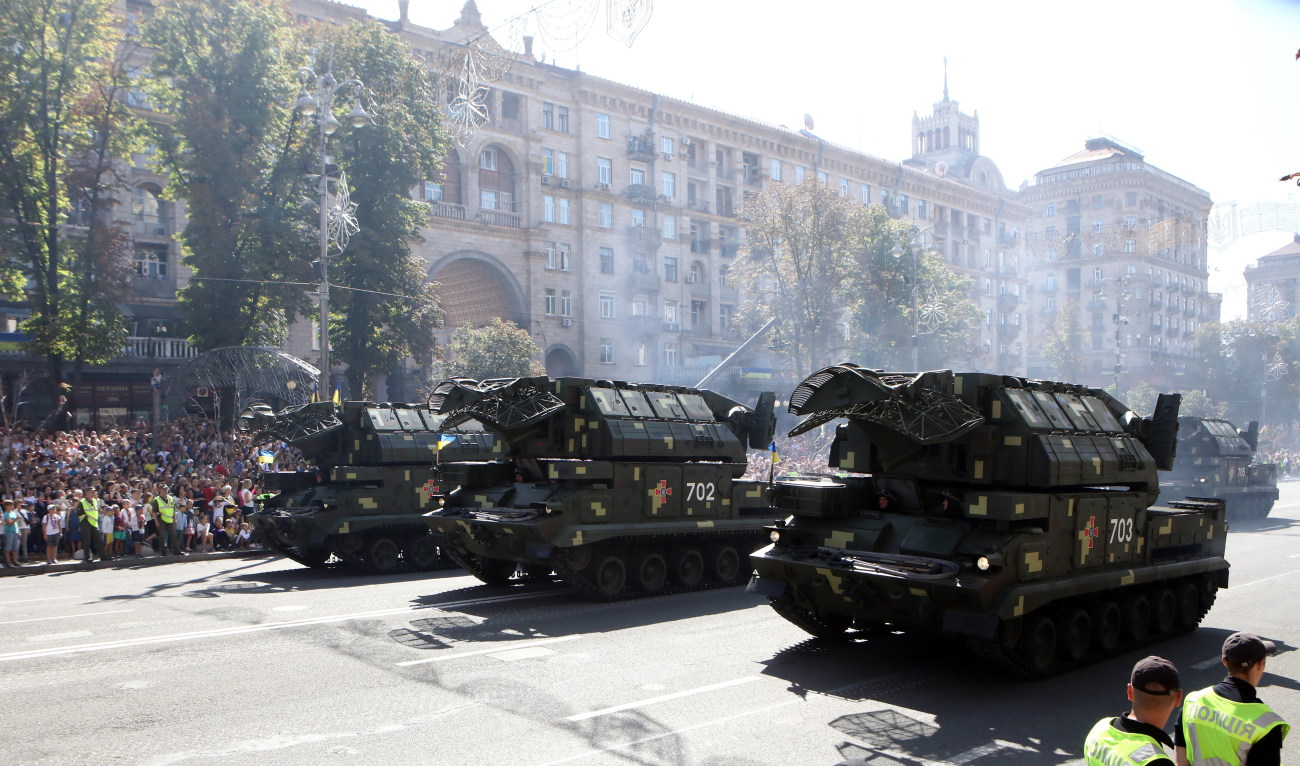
[0,547,277,577]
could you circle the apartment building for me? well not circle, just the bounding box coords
[1244,235,1300,323]
[1021,137,1218,391]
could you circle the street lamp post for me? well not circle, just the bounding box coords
[1092,275,1133,392]
[892,227,936,370]
[295,57,370,401]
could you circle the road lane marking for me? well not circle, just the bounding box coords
[1192,656,1224,670]
[566,676,760,721]
[0,591,552,664]
[0,595,77,606]
[0,609,133,626]
[539,698,800,765]
[1231,568,1300,590]
[0,584,35,590]
[396,634,582,666]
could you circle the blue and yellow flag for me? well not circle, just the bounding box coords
[332,385,342,405]
[436,433,457,451]
[768,440,780,464]
[257,450,274,464]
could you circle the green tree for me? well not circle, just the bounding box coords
[1041,300,1085,381]
[1123,382,1157,416]
[445,318,542,381]
[145,0,313,350]
[317,21,446,400]
[0,0,135,387]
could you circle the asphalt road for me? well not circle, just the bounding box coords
[2,486,1299,766]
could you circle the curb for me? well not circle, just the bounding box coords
[0,549,278,577]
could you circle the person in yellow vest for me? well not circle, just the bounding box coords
[1175,632,1289,766]
[75,486,111,565]
[149,483,181,557]
[1085,655,1182,766]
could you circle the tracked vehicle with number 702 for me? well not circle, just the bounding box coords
[748,364,1229,677]
[422,375,777,599]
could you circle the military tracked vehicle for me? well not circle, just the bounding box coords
[1160,417,1278,520]
[748,364,1229,677]
[239,400,500,573]
[422,375,777,599]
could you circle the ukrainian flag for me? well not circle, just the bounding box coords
[768,440,780,464]
[332,385,342,405]
[437,433,457,451]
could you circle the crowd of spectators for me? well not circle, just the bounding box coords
[0,417,308,568]
[1259,449,1300,480]
[742,429,840,482]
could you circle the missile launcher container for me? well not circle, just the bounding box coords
[748,364,1229,677]
[422,375,777,599]
[239,400,500,573]
[1160,417,1278,520]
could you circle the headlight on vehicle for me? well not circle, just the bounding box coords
[769,530,781,543]
[976,556,992,571]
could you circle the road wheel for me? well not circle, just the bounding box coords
[633,550,668,594]
[1092,600,1122,653]
[708,544,742,585]
[669,547,704,587]
[403,535,441,571]
[1176,582,1203,629]
[366,536,401,574]
[473,556,518,585]
[1058,607,1091,662]
[1121,594,1151,643]
[520,564,553,582]
[591,554,627,599]
[1016,614,1057,677]
[1153,587,1177,634]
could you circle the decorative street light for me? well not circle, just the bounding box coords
[1092,274,1134,392]
[892,227,939,370]
[295,53,371,401]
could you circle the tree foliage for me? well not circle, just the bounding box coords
[145,0,313,350]
[1041,299,1085,381]
[445,318,543,381]
[0,0,137,384]
[733,179,976,377]
[317,21,446,400]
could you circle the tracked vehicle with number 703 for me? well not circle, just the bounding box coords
[422,375,777,599]
[748,364,1229,677]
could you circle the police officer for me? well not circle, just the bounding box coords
[1175,632,1289,765]
[150,483,180,557]
[1084,655,1182,766]
[76,486,110,565]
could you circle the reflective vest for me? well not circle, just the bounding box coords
[1084,718,1170,766]
[79,498,100,526]
[1182,687,1290,765]
[153,496,175,524]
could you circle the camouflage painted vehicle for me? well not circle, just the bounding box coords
[1160,417,1278,520]
[239,400,499,573]
[422,375,777,599]
[748,364,1229,677]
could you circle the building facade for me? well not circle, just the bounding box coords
[1021,137,1218,391]
[1244,235,1300,323]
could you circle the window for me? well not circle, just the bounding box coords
[1125,191,1137,206]
[557,106,569,133]
[983,278,992,296]
[1125,239,1137,254]
[542,149,554,176]
[665,343,679,367]
[631,208,646,227]
[596,112,611,139]
[599,337,614,364]
[636,342,647,366]
[1093,220,1104,234]
[794,165,805,183]
[134,248,167,278]
[662,214,677,239]
[632,299,647,316]
[545,241,557,269]
[1125,215,1137,229]
[690,300,706,327]
[661,171,676,200]
[557,152,570,179]
[664,257,678,282]
[984,308,993,326]
[599,292,615,318]
[633,252,650,273]
[817,170,828,183]
[860,183,871,204]
[660,136,674,155]
[720,304,734,330]
[560,290,572,316]
[421,181,442,201]
[558,197,571,225]
[1092,242,1104,257]
[1045,225,1057,239]
[543,195,555,222]
[480,189,500,210]
[597,157,612,185]
[599,247,614,273]
[598,202,613,228]
[1092,195,1103,210]
[1045,203,1056,217]
[664,299,679,324]
[917,200,927,220]
[558,243,572,271]
[479,148,497,170]
[770,158,782,182]
[629,167,646,186]
[840,178,850,197]
[542,102,554,130]
[545,288,557,315]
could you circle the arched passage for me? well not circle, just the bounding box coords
[429,252,526,330]
[544,345,579,377]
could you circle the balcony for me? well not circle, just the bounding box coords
[629,267,660,290]
[122,336,197,359]
[132,275,177,299]
[997,265,1018,277]
[689,238,712,254]
[1166,324,1179,337]
[1085,298,1106,311]
[686,199,711,214]
[1184,305,1196,317]
[628,314,661,333]
[715,167,734,181]
[1000,323,1021,339]
[625,184,659,204]
[429,201,467,221]
[132,216,169,238]
[629,225,662,247]
[1041,305,1058,317]
[627,135,656,162]
[476,208,521,228]
[742,168,762,187]
[998,293,1020,309]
